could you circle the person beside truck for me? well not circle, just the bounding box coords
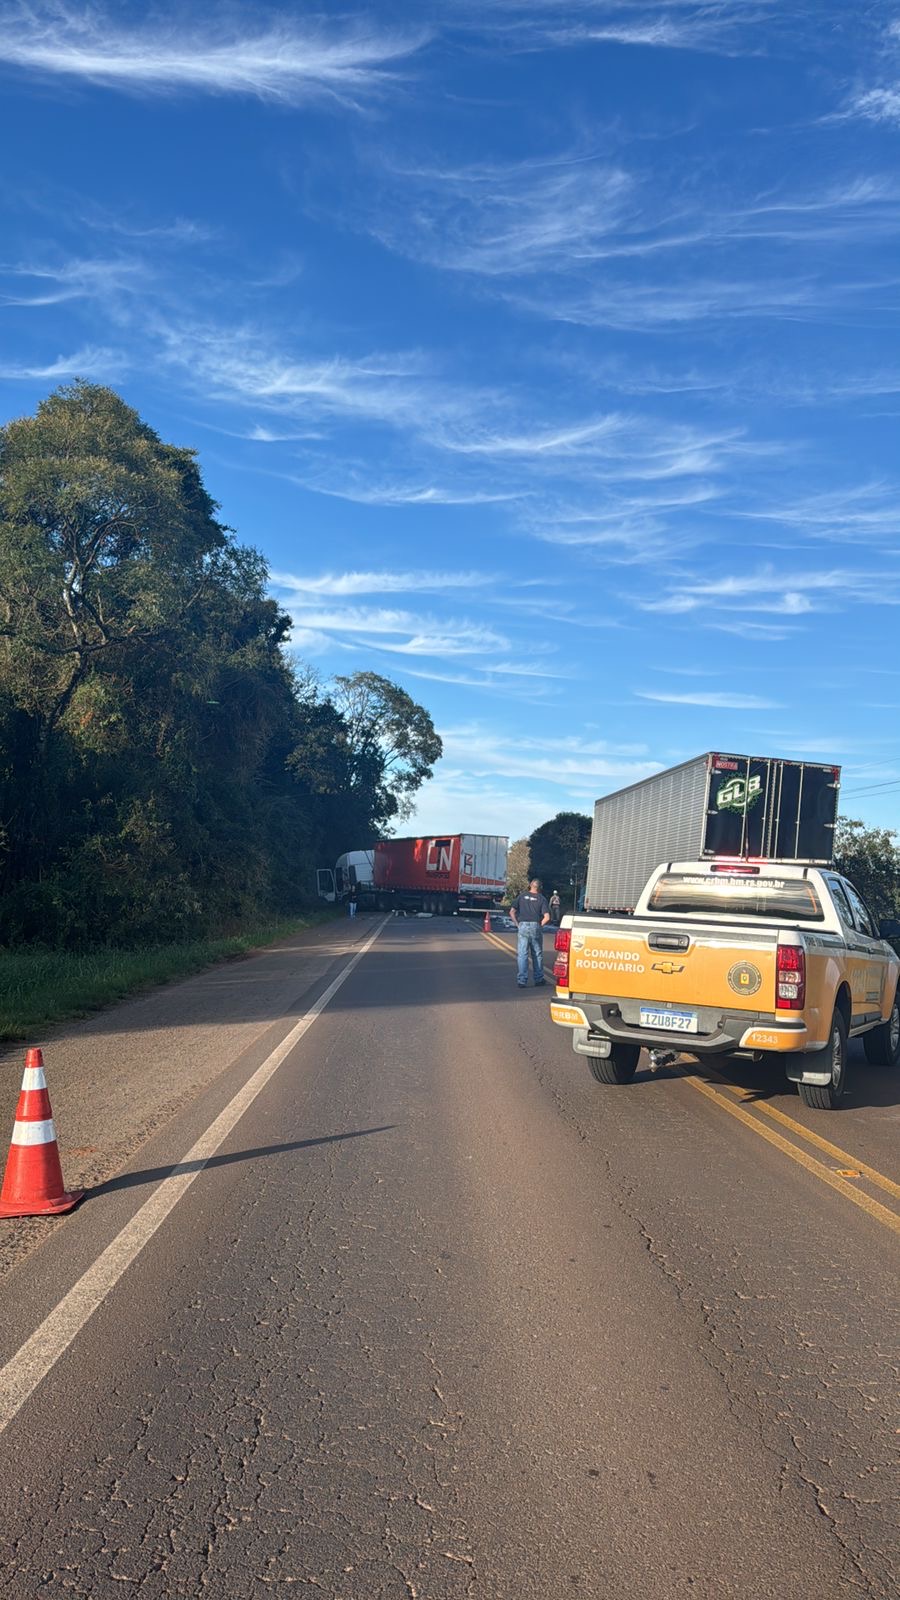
[510,879,552,988]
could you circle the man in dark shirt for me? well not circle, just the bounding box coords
[509,878,551,987]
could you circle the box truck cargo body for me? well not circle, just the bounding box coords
[585,754,840,914]
[318,834,508,913]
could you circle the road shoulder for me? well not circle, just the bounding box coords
[0,914,378,1285]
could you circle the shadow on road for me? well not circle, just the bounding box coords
[684,1045,899,1113]
[91,1125,397,1196]
[11,922,537,1049]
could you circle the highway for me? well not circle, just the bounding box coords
[0,913,897,1598]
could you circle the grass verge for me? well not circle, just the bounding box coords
[0,912,337,1042]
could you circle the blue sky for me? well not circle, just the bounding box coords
[2,2,900,844]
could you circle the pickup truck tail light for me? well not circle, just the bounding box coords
[553,929,571,986]
[776,943,805,1010]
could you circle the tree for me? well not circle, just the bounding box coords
[833,817,900,920]
[331,671,442,833]
[0,384,445,946]
[528,811,591,909]
[0,382,227,740]
[506,837,531,900]
[0,382,230,897]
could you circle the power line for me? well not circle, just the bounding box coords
[843,777,900,798]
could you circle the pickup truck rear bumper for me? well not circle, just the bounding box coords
[552,996,810,1056]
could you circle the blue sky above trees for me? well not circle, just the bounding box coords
[2,1,900,840]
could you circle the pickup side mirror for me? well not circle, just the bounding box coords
[878,916,900,941]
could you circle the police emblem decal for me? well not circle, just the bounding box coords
[727,961,762,996]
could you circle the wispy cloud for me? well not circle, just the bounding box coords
[512,272,894,330]
[719,178,900,246]
[0,6,426,107]
[158,322,475,435]
[849,88,900,127]
[283,604,510,659]
[737,481,900,543]
[451,1,778,58]
[435,414,763,481]
[636,688,780,709]
[348,128,900,306]
[522,484,718,565]
[0,344,123,379]
[156,316,766,532]
[273,569,496,598]
[638,563,900,622]
[0,255,142,309]
[86,214,218,245]
[271,570,573,698]
[437,412,629,455]
[399,664,568,697]
[438,724,657,785]
[352,148,900,331]
[710,619,797,642]
[174,313,770,561]
[280,473,520,507]
[369,151,632,278]
[644,588,815,616]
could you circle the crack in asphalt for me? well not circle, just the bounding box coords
[517,1025,898,1599]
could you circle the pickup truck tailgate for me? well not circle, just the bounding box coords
[568,923,778,1012]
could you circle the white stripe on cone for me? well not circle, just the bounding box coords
[21,1067,47,1091]
[10,1119,56,1146]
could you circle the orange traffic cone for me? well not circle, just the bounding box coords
[483,911,491,932]
[0,1049,83,1218]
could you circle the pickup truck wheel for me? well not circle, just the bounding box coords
[798,1009,848,1110]
[587,1044,640,1085]
[863,990,900,1066]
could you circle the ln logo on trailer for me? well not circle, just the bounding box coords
[426,839,454,875]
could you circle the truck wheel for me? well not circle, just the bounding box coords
[587,1044,640,1085]
[798,1009,848,1110]
[863,989,900,1066]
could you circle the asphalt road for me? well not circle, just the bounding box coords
[0,914,897,1599]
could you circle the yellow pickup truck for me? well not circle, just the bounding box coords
[550,860,900,1110]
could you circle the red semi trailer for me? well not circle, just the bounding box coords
[317,833,508,914]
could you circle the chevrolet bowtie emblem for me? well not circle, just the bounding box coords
[652,960,685,975]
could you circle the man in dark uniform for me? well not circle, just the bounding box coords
[509,878,551,987]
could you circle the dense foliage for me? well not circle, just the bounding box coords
[505,837,531,901]
[527,811,591,909]
[0,384,440,947]
[833,817,900,921]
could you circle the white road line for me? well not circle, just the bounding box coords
[0,916,389,1437]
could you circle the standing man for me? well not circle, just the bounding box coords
[548,889,562,925]
[509,877,551,988]
[348,883,358,919]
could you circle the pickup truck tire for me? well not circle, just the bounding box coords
[863,989,900,1066]
[587,1043,640,1085]
[798,1008,848,1110]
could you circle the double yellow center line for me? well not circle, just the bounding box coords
[477,924,900,1237]
[680,1065,900,1237]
